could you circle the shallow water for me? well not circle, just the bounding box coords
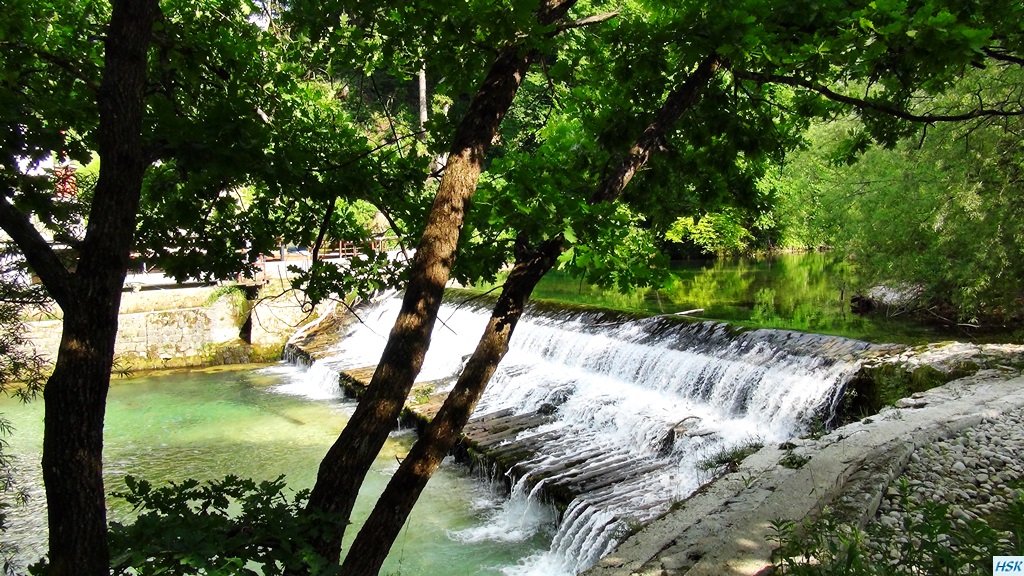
[0,364,554,574]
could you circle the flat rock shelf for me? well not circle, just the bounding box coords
[585,369,1024,576]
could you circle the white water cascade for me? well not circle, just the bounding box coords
[294,294,877,575]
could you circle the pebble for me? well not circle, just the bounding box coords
[863,409,1024,564]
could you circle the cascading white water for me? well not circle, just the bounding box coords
[307,295,485,382]
[266,362,348,400]
[297,294,875,575]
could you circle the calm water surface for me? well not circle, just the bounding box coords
[522,253,945,343]
[0,365,553,574]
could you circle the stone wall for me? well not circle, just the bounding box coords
[23,284,327,371]
[24,295,242,370]
[248,289,326,350]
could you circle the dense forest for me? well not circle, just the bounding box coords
[1,0,1022,574]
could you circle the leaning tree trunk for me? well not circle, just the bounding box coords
[590,54,722,204]
[36,2,159,575]
[302,44,532,564]
[340,52,723,575]
[339,237,563,576]
[302,2,582,564]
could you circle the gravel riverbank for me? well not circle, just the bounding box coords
[863,410,1024,567]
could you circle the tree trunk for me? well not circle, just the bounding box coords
[590,54,722,204]
[38,2,158,574]
[41,311,121,576]
[302,1,582,564]
[302,44,532,564]
[339,237,563,576]
[338,52,723,575]
[417,66,428,142]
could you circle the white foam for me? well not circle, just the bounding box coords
[269,362,346,400]
[499,550,574,576]
[288,295,867,574]
[448,478,556,545]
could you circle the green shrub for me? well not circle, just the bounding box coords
[107,475,342,576]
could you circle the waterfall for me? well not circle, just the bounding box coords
[265,362,348,400]
[298,294,876,575]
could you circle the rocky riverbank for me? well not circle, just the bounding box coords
[586,367,1024,576]
[861,409,1024,569]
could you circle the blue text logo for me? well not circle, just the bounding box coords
[994,557,1024,573]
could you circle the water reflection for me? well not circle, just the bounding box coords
[525,253,939,343]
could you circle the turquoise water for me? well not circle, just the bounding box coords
[0,365,553,574]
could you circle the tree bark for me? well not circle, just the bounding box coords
[417,66,428,142]
[340,237,563,576]
[302,1,581,565]
[340,52,724,575]
[36,2,159,575]
[303,44,532,565]
[590,54,722,204]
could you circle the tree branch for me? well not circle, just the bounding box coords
[311,197,336,261]
[0,195,75,308]
[555,10,620,33]
[983,47,1024,67]
[370,76,404,160]
[733,69,1024,122]
[372,206,410,260]
[536,0,581,27]
[35,49,101,92]
[309,129,426,173]
[0,42,102,92]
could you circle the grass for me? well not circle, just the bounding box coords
[410,384,436,405]
[697,440,765,472]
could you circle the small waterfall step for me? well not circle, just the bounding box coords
[329,364,452,414]
[333,365,376,398]
[324,363,606,510]
[464,411,556,445]
[459,420,680,513]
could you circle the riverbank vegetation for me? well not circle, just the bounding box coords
[661,65,1024,331]
[769,66,1024,329]
[1,0,1023,574]
[512,74,1024,338]
[470,254,942,344]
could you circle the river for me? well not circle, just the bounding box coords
[521,252,943,343]
[0,253,927,574]
[0,365,555,575]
